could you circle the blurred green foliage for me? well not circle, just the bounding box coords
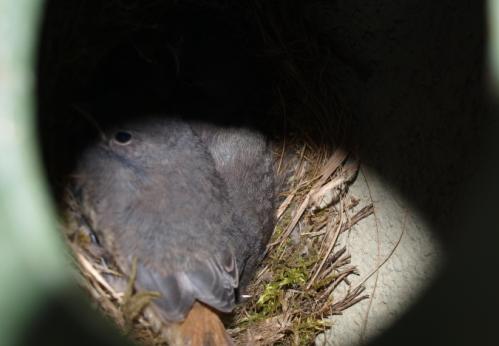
[0,0,68,345]
[489,1,499,92]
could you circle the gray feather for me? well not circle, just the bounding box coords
[74,117,245,321]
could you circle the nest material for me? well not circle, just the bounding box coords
[44,0,376,345]
[227,145,372,345]
[64,142,373,345]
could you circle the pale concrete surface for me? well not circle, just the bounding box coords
[316,169,442,345]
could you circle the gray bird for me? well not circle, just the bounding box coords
[191,122,275,288]
[72,116,274,345]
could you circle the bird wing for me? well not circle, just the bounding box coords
[134,253,239,322]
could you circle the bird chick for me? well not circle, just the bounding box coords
[71,117,268,345]
[192,122,275,289]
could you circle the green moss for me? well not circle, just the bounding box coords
[292,316,332,345]
[312,273,338,291]
[231,165,367,344]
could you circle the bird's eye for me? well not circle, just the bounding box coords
[114,131,132,144]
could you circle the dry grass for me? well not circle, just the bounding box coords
[64,142,374,345]
[226,142,372,345]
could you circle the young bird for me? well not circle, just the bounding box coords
[72,117,274,345]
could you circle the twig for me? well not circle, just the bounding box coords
[306,200,344,289]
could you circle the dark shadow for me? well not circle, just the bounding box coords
[16,286,132,346]
[325,1,498,345]
[333,0,488,241]
[35,0,497,345]
[36,0,273,201]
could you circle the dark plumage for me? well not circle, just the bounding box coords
[192,122,275,288]
[73,117,274,326]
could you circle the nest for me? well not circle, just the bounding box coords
[228,145,373,345]
[40,0,376,345]
[64,143,373,345]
